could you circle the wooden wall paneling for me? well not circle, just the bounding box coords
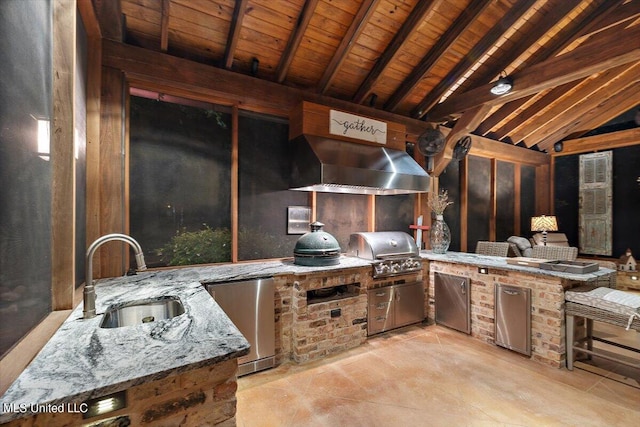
[535,164,551,215]
[550,156,556,214]
[231,104,239,263]
[460,158,468,253]
[51,0,76,310]
[490,159,497,241]
[514,163,521,236]
[99,66,126,278]
[123,79,131,268]
[367,195,375,232]
[84,29,102,277]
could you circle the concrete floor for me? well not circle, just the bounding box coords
[236,323,640,426]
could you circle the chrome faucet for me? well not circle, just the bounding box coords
[84,233,147,319]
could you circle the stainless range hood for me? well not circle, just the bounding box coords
[290,134,430,195]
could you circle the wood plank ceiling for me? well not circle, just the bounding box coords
[120,0,640,155]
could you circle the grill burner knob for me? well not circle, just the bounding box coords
[390,263,400,273]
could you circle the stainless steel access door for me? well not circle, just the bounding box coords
[434,273,471,334]
[205,277,275,376]
[495,284,531,356]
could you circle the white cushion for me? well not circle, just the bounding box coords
[566,286,640,317]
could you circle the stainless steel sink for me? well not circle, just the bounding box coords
[100,297,185,329]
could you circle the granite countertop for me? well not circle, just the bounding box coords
[420,250,616,282]
[0,255,370,422]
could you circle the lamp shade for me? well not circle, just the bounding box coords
[531,215,558,232]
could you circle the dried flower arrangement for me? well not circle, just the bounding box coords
[429,190,454,215]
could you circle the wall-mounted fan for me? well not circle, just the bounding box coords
[417,127,445,157]
[452,136,472,160]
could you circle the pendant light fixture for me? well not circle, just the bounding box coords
[490,71,513,95]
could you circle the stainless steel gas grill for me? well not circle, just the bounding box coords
[347,231,425,335]
[347,231,422,278]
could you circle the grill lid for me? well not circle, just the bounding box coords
[346,232,419,260]
[294,222,341,266]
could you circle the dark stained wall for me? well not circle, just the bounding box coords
[555,144,640,259]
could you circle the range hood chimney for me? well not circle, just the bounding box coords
[290,134,430,195]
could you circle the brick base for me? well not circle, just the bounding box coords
[4,359,240,427]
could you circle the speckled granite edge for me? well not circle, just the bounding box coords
[0,256,371,423]
[420,250,615,282]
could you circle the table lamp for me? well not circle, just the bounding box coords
[531,215,558,246]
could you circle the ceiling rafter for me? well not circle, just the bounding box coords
[535,79,640,151]
[459,0,577,95]
[352,0,437,105]
[509,62,638,146]
[317,0,379,94]
[427,23,640,121]
[475,0,627,136]
[118,0,640,155]
[383,0,490,113]
[223,0,249,69]
[275,0,319,83]
[414,0,538,119]
[553,127,640,157]
[160,0,170,52]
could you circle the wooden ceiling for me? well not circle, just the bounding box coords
[119,0,640,154]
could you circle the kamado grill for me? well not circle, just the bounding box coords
[347,231,422,278]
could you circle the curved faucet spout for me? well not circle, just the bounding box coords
[84,234,147,319]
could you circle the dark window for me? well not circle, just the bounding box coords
[129,95,232,267]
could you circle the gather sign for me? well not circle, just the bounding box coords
[329,109,387,144]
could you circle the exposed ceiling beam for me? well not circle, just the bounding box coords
[160,0,170,52]
[513,62,639,146]
[383,0,490,112]
[427,23,640,121]
[552,127,640,157]
[275,0,319,83]
[412,0,538,119]
[223,0,249,69]
[77,0,102,38]
[430,104,492,176]
[318,0,379,94]
[461,0,577,93]
[101,39,435,141]
[352,0,437,104]
[92,0,123,41]
[564,0,640,48]
[475,0,626,136]
[535,80,640,151]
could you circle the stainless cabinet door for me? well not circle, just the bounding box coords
[207,278,275,365]
[434,273,471,334]
[394,282,425,328]
[495,284,531,356]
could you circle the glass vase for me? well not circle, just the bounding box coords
[430,214,451,254]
